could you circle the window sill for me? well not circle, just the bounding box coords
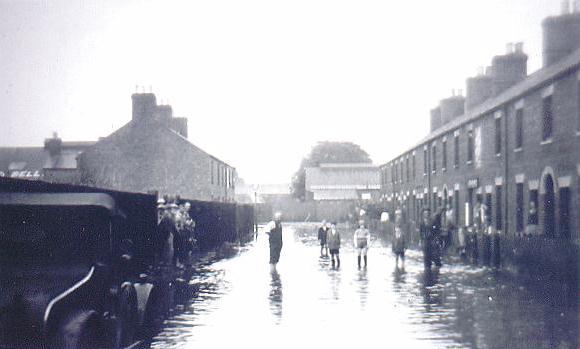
[540,138,553,145]
[496,153,501,157]
[442,167,447,172]
[514,147,522,153]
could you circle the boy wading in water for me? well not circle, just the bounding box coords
[327,222,341,268]
[354,219,371,269]
[265,212,283,273]
[392,213,406,270]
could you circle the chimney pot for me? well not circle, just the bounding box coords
[561,0,570,14]
[515,42,524,53]
[506,42,514,54]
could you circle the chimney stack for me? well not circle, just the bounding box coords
[44,132,62,156]
[542,3,580,67]
[430,107,442,132]
[131,92,157,122]
[490,42,528,95]
[439,94,465,125]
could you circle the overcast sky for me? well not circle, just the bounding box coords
[0,0,563,184]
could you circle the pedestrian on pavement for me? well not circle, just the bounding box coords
[265,212,283,273]
[354,219,371,269]
[318,220,329,257]
[392,212,406,270]
[327,222,341,268]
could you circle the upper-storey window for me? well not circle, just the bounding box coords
[442,139,447,170]
[515,104,524,149]
[454,132,459,168]
[400,160,404,183]
[412,152,416,179]
[494,111,502,155]
[467,129,474,163]
[405,156,410,182]
[423,147,428,175]
[432,144,437,173]
[542,85,554,142]
[577,72,580,132]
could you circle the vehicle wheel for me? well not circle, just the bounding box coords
[54,310,103,349]
[119,284,138,346]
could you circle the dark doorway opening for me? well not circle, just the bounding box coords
[559,187,570,240]
[543,175,555,238]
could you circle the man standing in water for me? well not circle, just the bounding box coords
[318,220,329,257]
[265,212,283,273]
[327,222,341,268]
[354,219,371,269]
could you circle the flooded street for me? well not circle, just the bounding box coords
[151,223,578,349]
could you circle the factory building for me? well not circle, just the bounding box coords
[380,5,580,274]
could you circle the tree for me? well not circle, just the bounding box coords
[290,141,372,201]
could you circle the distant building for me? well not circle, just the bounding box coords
[0,133,94,183]
[235,181,291,204]
[0,93,236,202]
[78,93,236,202]
[305,163,380,201]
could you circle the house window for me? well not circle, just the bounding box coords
[495,116,502,155]
[577,81,580,131]
[467,130,474,163]
[496,185,502,231]
[442,140,447,170]
[412,153,416,179]
[515,108,524,149]
[400,160,404,183]
[423,149,428,175]
[454,134,459,168]
[406,157,410,181]
[542,95,553,141]
[516,183,524,233]
[432,145,437,173]
[210,161,214,185]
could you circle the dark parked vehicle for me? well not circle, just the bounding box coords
[0,179,164,349]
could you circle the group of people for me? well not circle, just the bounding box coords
[156,198,197,266]
[263,206,461,274]
[317,219,373,269]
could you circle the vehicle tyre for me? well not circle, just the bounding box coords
[119,283,138,346]
[53,310,103,349]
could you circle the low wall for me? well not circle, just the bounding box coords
[179,199,255,250]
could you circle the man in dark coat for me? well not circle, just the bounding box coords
[265,212,283,273]
[419,208,443,269]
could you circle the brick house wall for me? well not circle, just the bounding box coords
[79,118,235,201]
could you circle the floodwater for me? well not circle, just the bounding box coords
[150,223,578,349]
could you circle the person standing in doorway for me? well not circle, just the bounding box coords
[318,220,329,257]
[327,222,341,268]
[265,212,283,273]
[354,219,371,269]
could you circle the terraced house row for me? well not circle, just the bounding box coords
[379,8,580,273]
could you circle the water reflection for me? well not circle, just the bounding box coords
[269,271,283,323]
[151,223,578,349]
